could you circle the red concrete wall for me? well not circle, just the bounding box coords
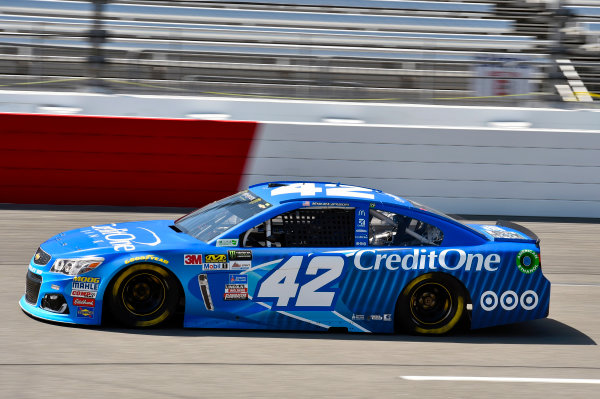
[0,113,258,207]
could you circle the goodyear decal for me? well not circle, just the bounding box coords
[124,254,169,265]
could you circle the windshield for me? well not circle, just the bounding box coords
[175,191,272,242]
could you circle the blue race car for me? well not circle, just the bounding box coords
[21,182,550,334]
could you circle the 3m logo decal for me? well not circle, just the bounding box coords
[184,254,202,265]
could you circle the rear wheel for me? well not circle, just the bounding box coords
[397,273,466,335]
[107,264,179,328]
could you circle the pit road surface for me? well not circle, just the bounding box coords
[1,208,599,398]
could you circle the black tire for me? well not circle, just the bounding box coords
[396,273,466,335]
[107,264,179,328]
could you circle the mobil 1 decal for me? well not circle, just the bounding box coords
[254,254,346,310]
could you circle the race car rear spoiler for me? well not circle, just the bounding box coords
[496,220,540,248]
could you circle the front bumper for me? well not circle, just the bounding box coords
[20,266,102,326]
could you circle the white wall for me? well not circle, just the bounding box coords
[242,123,600,217]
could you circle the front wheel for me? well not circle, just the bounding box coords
[396,273,466,335]
[107,264,179,328]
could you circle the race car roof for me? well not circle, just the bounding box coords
[248,181,413,208]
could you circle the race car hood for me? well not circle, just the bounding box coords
[40,220,195,257]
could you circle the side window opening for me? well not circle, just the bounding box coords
[369,209,443,247]
[241,208,355,248]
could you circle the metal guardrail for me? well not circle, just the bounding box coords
[1,0,513,33]
[195,0,494,13]
[0,15,545,51]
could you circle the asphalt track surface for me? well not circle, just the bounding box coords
[1,207,599,398]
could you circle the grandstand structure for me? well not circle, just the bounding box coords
[0,0,598,104]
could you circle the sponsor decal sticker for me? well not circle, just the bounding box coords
[224,272,249,300]
[205,254,227,263]
[202,263,228,271]
[71,276,101,292]
[354,249,501,272]
[311,202,351,207]
[383,314,392,321]
[224,293,248,300]
[352,314,365,321]
[216,239,239,247]
[51,284,61,291]
[76,307,94,318]
[516,249,540,274]
[229,274,248,284]
[482,225,525,239]
[85,224,161,252]
[184,254,203,265]
[368,315,383,321]
[28,265,43,275]
[229,260,251,270]
[71,290,97,298]
[225,284,248,293]
[227,250,252,261]
[480,290,538,311]
[125,255,168,265]
[73,276,100,283]
[73,298,95,307]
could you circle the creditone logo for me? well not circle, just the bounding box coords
[184,254,203,265]
[205,254,227,263]
[90,224,161,252]
[354,249,501,272]
[516,249,540,274]
[480,290,538,311]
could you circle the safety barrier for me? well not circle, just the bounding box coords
[0,113,257,207]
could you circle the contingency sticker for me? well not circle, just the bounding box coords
[224,274,248,300]
[216,239,239,247]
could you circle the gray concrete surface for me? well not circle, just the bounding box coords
[1,208,599,398]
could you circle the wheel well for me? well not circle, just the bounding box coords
[393,272,472,333]
[101,262,186,325]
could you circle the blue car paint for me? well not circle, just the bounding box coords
[21,182,550,332]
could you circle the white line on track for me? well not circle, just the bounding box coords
[400,376,600,384]
[553,283,600,287]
